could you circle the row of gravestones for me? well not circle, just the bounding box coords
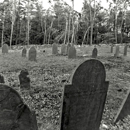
[111,45,129,57]
[22,46,37,61]
[53,43,98,59]
[52,43,77,59]
[0,59,129,129]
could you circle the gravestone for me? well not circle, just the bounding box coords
[66,43,71,54]
[114,89,130,123]
[28,46,37,61]
[19,69,30,89]
[52,43,58,55]
[60,59,109,130]
[114,45,119,57]
[0,74,4,83]
[22,48,27,57]
[124,45,128,56]
[0,84,38,130]
[92,47,98,58]
[2,44,8,54]
[68,45,76,59]
[61,44,67,55]
[111,45,114,53]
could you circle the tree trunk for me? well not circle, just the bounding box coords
[63,18,68,44]
[48,19,54,44]
[43,18,47,44]
[68,13,71,43]
[10,21,14,49]
[82,27,90,46]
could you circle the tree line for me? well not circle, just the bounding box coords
[0,0,130,48]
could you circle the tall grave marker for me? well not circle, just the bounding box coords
[114,45,120,57]
[68,45,76,59]
[28,46,37,61]
[124,45,128,56]
[92,47,98,58]
[52,43,58,55]
[60,59,109,130]
[22,47,27,57]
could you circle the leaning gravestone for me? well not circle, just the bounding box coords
[124,45,128,56]
[0,84,38,130]
[92,47,98,58]
[114,45,120,57]
[0,74,4,83]
[28,46,37,61]
[68,45,76,59]
[52,43,58,55]
[19,69,30,89]
[22,48,27,57]
[114,89,130,123]
[2,44,8,54]
[61,44,67,55]
[60,59,109,130]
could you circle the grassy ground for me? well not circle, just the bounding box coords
[0,44,130,130]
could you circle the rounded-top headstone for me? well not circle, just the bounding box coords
[22,48,27,57]
[2,44,8,54]
[28,46,37,61]
[92,47,98,58]
[52,43,58,55]
[68,45,76,59]
[70,59,106,89]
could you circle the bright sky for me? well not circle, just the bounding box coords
[41,0,110,12]
[0,0,110,12]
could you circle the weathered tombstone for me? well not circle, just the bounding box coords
[19,69,30,89]
[0,84,38,130]
[28,46,37,61]
[66,43,71,54]
[60,59,109,130]
[68,45,76,59]
[114,45,120,57]
[124,45,128,56]
[22,48,27,57]
[111,45,114,53]
[52,43,58,55]
[2,44,8,54]
[61,44,67,55]
[0,74,4,83]
[114,89,130,123]
[92,47,98,58]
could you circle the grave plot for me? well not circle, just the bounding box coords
[60,59,109,130]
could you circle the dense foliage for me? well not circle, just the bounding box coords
[0,0,130,47]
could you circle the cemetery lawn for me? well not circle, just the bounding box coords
[1,45,130,130]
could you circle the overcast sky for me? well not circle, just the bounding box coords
[0,0,110,12]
